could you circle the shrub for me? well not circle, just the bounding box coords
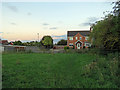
[67,46,69,49]
[88,46,91,49]
[73,45,75,49]
[64,46,67,50]
[83,46,85,49]
[64,46,69,52]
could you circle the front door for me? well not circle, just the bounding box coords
[77,43,80,49]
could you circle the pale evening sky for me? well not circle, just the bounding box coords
[1,0,115,43]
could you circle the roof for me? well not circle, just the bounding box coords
[67,31,90,37]
[2,40,8,43]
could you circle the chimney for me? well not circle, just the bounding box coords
[90,27,92,32]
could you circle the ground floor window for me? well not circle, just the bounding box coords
[85,43,90,47]
[69,43,73,46]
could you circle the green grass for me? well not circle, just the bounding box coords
[2,53,119,88]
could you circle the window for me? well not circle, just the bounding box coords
[85,43,90,47]
[80,37,82,40]
[85,37,89,40]
[69,43,73,46]
[69,37,73,40]
[86,44,89,47]
[76,37,78,40]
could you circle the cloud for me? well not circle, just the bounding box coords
[10,22,17,25]
[42,23,49,26]
[21,40,31,42]
[49,27,57,30]
[80,17,100,26]
[52,35,66,38]
[1,38,8,40]
[52,34,67,44]
[53,38,67,44]
[27,12,32,16]
[7,5,18,12]
[58,21,63,24]
[53,39,60,44]
[52,35,67,41]
[80,23,91,26]
[87,17,99,22]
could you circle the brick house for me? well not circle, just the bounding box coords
[67,30,91,49]
[1,40,8,45]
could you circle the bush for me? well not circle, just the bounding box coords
[82,53,119,88]
[64,46,69,51]
[73,45,75,49]
[88,46,91,49]
[67,46,69,49]
[83,46,85,49]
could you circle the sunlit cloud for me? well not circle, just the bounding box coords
[7,5,18,12]
[53,35,67,44]
[42,23,49,26]
[52,35,66,38]
[52,35,67,41]
[10,22,17,25]
[27,12,32,16]
[49,27,57,30]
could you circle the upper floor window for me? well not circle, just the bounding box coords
[80,37,82,40]
[85,37,89,40]
[76,37,78,40]
[69,37,73,40]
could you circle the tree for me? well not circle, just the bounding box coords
[40,35,53,48]
[90,15,119,50]
[57,39,67,45]
[113,1,120,16]
[112,1,120,84]
[13,40,23,45]
[89,0,120,50]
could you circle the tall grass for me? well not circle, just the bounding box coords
[82,51,119,88]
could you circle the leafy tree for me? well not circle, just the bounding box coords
[113,1,120,16]
[57,39,67,45]
[89,0,120,51]
[22,41,41,46]
[112,1,120,85]
[13,40,23,45]
[89,15,119,50]
[41,35,53,48]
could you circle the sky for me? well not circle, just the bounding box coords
[1,0,115,43]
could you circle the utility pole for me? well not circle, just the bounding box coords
[37,33,39,47]
[37,33,39,42]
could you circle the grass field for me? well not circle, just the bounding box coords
[2,53,119,88]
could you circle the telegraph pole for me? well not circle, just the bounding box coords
[37,33,39,42]
[37,33,39,47]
